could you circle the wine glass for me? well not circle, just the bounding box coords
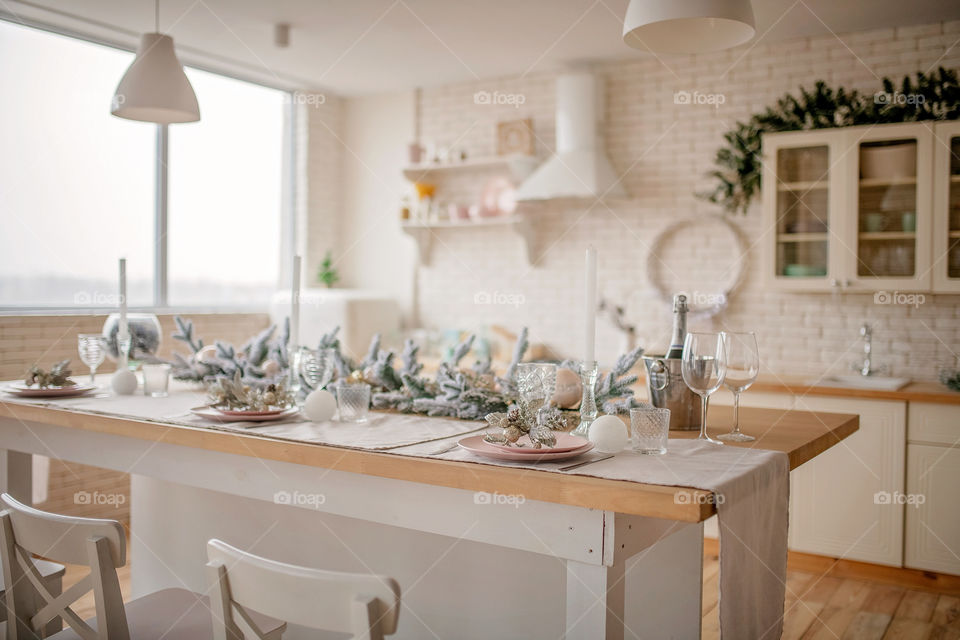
[718,332,759,442]
[681,332,727,445]
[77,334,107,384]
[298,347,336,391]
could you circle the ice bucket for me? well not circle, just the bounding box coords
[642,355,701,430]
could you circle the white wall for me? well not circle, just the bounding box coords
[306,21,960,382]
[337,91,417,320]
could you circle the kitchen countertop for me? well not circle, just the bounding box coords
[746,375,960,405]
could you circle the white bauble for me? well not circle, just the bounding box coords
[111,369,138,395]
[303,389,336,422]
[261,359,281,378]
[588,415,629,453]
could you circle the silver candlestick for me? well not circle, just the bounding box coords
[572,360,598,437]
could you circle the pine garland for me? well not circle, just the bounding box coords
[704,68,960,214]
[170,317,646,421]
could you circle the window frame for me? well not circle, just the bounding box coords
[0,16,297,314]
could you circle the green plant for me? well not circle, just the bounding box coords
[703,68,960,214]
[317,250,339,288]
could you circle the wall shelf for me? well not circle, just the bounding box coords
[401,215,534,265]
[402,154,538,182]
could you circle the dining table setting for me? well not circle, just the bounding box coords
[0,254,861,640]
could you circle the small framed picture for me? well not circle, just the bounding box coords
[496,119,534,156]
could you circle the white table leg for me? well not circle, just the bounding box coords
[565,559,626,640]
[565,519,704,640]
[0,449,33,506]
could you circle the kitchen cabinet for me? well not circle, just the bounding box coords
[762,122,937,293]
[905,403,960,575]
[932,120,960,293]
[789,395,906,565]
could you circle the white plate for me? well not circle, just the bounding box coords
[189,406,301,423]
[458,435,594,462]
[5,383,97,398]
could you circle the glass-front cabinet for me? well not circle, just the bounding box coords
[763,122,941,292]
[933,121,960,293]
[761,130,845,291]
[845,124,932,290]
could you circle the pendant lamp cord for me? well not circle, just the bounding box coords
[154,0,159,32]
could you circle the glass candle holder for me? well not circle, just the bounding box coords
[142,363,171,397]
[337,382,371,423]
[630,407,671,455]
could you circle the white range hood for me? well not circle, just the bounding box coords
[516,72,626,201]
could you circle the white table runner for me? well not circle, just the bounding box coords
[4,384,788,639]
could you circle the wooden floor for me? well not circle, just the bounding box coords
[57,545,960,638]
[702,541,960,640]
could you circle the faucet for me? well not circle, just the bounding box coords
[853,323,885,377]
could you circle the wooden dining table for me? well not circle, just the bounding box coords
[0,393,857,640]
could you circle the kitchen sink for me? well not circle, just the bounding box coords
[808,375,911,391]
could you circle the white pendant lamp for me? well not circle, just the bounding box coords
[622,0,755,54]
[111,0,199,123]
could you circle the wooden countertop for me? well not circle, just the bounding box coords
[746,375,960,405]
[0,399,857,524]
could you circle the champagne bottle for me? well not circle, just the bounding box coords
[665,294,688,359]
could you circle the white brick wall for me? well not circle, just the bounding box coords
[404,22,960,381]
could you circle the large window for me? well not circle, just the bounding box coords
[0,20,290,310]
[168,68,286,306]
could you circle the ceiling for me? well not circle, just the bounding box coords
[6,0,960,95]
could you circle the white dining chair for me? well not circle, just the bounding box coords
[206,538,401,640]
[0,556,65,635]
[0,494,285,640]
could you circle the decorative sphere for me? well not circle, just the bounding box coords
[303,389,336,422]
[111,369,138,395]
[552,368,582,409]
[195,345,219,365]
[261,359,281,378]
[588,415,629,453]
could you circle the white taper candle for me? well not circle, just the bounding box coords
[118,258,128,339]
[584,246,597,363]
[290,254,301,350]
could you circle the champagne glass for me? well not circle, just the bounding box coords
[718,332,759,442]
[681,332,727,445]
[77,334,107,384]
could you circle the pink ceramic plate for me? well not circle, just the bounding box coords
[5,383,97,398]
[458,435,594,462]
[189,406,300,423]
[213,407,288,417]
[482,432,591,454]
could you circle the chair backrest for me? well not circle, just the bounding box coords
[206,539,401,640]
[0,493,129,640]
